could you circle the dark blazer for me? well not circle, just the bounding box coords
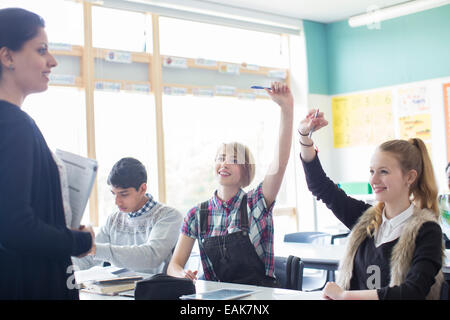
[0,100,91,299]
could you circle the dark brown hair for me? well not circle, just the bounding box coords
[0,8,45,78]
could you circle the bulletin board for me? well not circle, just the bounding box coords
[331,85,437,150]
[444,83,450,162]
[329,78,449,193]
[331,91,394,148]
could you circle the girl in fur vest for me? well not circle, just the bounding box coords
[298,109,445,300]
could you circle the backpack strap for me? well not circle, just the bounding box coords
[199,200,210,236]
[239,195,249,232]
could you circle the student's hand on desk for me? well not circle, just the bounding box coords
[298,109,328,136]
[322,282,345,300]
[183,269,198,281]
[266,82,293,111]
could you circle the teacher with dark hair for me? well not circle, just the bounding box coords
[0,8,95,299]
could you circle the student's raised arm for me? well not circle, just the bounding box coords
[297,110,370,229]
[262,82,294,208]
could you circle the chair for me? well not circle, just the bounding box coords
[283,231,349,290]
[441,281,449,300]
[443,233,450,249]
[273,255,304,290]
[331,232,350,245]
[283,231,327,243]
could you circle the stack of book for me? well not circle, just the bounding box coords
[82,275,143,295]
[75,266,144,296]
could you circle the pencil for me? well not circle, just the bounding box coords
[308,109,319,138]
[250,86,272,90]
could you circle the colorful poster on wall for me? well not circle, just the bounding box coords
[444,83,450,162]
[397,86,431,132]
[397,86,430,117]
[396,86,432,155]
[398,114,432,140]
[331,91,394,148]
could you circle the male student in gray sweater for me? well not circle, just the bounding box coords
[73,157,183,274]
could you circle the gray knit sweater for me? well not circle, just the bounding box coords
[73,202,183,274]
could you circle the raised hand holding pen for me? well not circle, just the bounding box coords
[308,109,320,138]
[298,109,328,162]
[298,108,328,137]
[265,82,293,111]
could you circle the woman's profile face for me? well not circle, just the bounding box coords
[8,27,57,95]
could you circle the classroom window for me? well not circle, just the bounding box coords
[315,201,349,235]
[159,16,296,238]
[163,94,290,214]
[92,6,151,53]
[0,0,84,45]
[159,17,289,68]
[23,86,87,157]
[93,91,158,226]
[3,2,301,232]
[23,86,90,226]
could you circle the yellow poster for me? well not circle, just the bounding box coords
[398,114,432,140]
[332,91,394,148]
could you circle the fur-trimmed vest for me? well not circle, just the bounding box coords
[337,206,445,300]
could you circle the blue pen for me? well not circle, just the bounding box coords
[251,86,272,90]
[308,109,319,138]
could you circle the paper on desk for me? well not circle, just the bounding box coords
[55,149,97,229]
[74,266,126,284]
[272,289,325,300]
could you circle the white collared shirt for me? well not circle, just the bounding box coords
[375,203,414,247]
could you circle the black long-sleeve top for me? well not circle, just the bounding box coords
[301,153,443,299]
[0,100,92,299]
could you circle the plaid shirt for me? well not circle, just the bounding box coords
[127,193,158,218]
[181,182,275,280]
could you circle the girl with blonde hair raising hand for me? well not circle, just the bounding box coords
[298,110,445,300]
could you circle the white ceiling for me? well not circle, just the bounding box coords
[200,0,410,23]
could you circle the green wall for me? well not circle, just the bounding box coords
[304,5,450,95]
[303,20,329,94]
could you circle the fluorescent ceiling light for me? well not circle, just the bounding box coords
[124,0,301,31]
[348,0,450,27]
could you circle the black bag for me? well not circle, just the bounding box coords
[134,273,196,300]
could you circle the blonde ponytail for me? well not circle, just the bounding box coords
[408,138,439,216]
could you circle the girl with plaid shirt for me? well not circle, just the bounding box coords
[167,82,293,286]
